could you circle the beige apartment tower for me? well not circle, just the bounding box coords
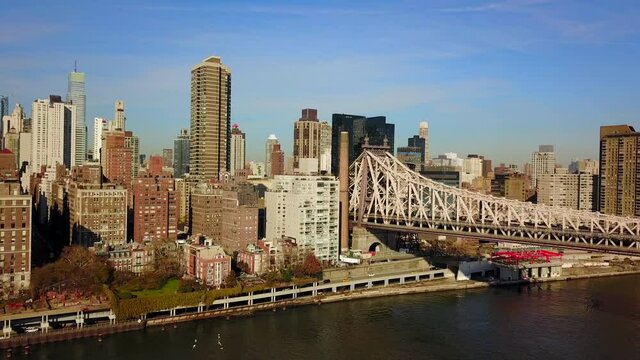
[599,125,640,217]
[190,56,231,180]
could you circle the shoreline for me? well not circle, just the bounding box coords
[1,268,639,350]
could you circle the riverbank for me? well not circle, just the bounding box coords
[2,266,639,350]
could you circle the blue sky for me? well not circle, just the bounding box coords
[1,0,639,166]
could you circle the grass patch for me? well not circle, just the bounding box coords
[131,279,180,298]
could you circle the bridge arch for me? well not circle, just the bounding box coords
[369,242,382,253]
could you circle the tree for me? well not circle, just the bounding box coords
[302,254,323,277]
[30,246,110,297]
[224,271,237,288]
[237,261,250,275]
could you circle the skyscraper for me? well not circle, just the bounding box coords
[0,96,8,135]
[265,134,278,177]
[30,96,77,172]
[93,117,108,162]
[190,56,231,180]
[419,122,429,164]
[67,71,86,165]
[230,124,245,174]
[173,128,190,178]
[330,114,395,175]
[293,108,332,174]
[599,125,640,216]
[162,148,173,168]
[531,145,556,189]
[114,100,125,130]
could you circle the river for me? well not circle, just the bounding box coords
[8,275,640,359]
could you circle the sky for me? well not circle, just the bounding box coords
[1,0,640,167]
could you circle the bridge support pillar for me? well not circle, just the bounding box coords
[75,311,85,328]
[224,297,230,310]
[271,288,276,303]
[2,319,11,339]
[351,226,398,253]
[248,293,254,306]
[312,282,318,297]
[293,286,298,299]
[400,277,405,285]
[40,315,50,333]
[108,310,116,324]
[384,279,389,286]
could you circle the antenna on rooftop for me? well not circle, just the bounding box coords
[74,60,77,72]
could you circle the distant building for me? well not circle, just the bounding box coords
[265,135,278,177]
[67,71,86,165]
[190,56,231,179]
[538,172,594,210]
[93,117,109,162]
[271,143,285,176]
[532,145,556,188]
[265,175,339,263]
[185,241,231,288]
[114,100,125,131]
[292,108,331,174]
[330,114,394,175]
[173,129,190,178]
[133,174,178,243]
[30,96,77,172]
[0,181,31,298]
[397,146,422,170]
[69,181,127,247]
[569,159,599,175]
[598,125,640,216]
[419,122,429,164]
[101,130,133,204]
[147,155,164,176]
[420,166,461,188]
[230,124,245,175]
[162,148,173,168]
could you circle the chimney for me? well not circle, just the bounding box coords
[339,131,349,253]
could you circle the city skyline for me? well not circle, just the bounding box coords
[2,0,640,165]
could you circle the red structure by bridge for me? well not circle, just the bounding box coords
[491,250,563,265]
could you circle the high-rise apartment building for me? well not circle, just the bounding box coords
[125,133,139,179]
[30,96,77,173]
[230,124,245,174]
[599,125,640,216]
[0,181,31,297]
[101,130,133,204]
[265,134,278,177]
[190,56,231,180]
[173,129,190,178]
[538,172,594,210]
[114,100,125,130]
[93,117,109,162]
[531,145,556,189]
[266,175,339,263]
[67,71,86,165]
[330,114,394,175]
[133,174,178,243]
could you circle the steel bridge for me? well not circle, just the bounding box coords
[348,151,640,256]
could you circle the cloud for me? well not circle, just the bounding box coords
[438,0,551,13]
[0,22,67,44]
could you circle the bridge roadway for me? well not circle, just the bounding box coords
[361,222,640,256]
[1,268,453,337]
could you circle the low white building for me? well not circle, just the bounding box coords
[265,175,339,263]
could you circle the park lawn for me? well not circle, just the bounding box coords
[131,278,180,298]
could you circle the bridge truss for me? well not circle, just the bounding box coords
[349,151,640,255]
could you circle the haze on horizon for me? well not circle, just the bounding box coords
[1,0,639,166]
